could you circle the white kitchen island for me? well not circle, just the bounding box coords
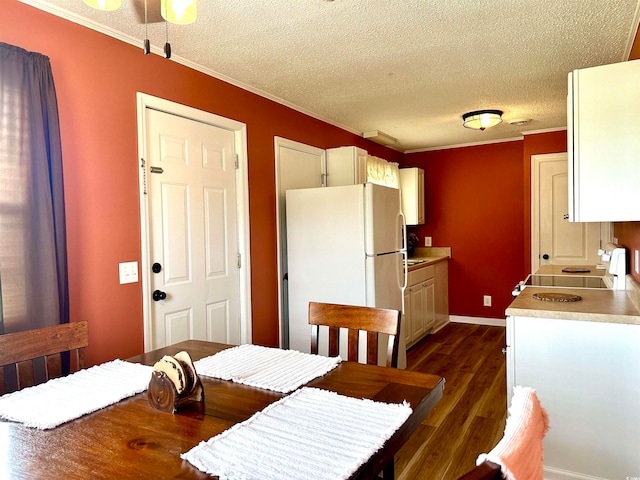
[505,282,640,480]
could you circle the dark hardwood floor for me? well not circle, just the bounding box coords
[395,322,507,480]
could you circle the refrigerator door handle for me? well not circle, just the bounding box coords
[399,210,408,290]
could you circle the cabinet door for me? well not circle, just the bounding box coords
[433,260,449,330]
[568,59,640,221]
[403,287,412,346]
[423,278,435,332]
[399,167,425,225]
[409,284,426,339]
[326,146,368,186]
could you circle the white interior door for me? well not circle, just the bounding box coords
[532,153,610,271]
[143,107,242,350]
[274,137,325,348]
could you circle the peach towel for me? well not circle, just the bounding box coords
[476,386,550,480]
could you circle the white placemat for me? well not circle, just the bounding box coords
[0,359,153,429]
[181,386,413,480]
[194,344,341,393]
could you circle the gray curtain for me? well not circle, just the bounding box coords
[0,42,69,334]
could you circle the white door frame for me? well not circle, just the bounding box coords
[274,137,326,347]
[531,153,566,271]
[136,93,252,351]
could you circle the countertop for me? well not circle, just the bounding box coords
[406,247,450,271]
[406,256,448,271]
[506,283,640,325]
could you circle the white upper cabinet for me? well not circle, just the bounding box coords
[326,146,367,186]
[399,167,425,225]
[568,60,640,222]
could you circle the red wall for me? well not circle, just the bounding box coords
[2,0,401,365]
[403,131,569,320]
[403,141,525,318]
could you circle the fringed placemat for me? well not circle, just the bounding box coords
[0,360,153,429]
[194,344,341,393]
[181,387,412,480]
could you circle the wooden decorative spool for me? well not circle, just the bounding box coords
[147,352,204,414]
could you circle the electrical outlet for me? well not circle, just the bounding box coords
[483,295,492,307]
[425,236,432,247]
[119,261,139,284]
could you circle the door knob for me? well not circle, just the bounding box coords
[152,290,167,301]
[152,262,162,273]
[542,254,550,260]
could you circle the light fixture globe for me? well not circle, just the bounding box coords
[83,0,121,10]
[161,0,197,25]
[462,109,503,131]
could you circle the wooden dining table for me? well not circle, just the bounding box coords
[0,340,444,479]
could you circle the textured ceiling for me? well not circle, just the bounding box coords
[22,0,640,151]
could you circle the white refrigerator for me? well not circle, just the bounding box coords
[285,183,407,368]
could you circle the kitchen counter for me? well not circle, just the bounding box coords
[406,247,450,271]
[406,255,448,271]
[506,282,640,325]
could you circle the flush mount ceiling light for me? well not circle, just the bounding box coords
[363,130,397,146]
[462,109,503,131]
[82,0,121,10]
[161,0,197,25]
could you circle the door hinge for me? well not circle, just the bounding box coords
[321,173,327,186]
[237,253,241,268]
[140,158,148,194]
[235,154,239,170]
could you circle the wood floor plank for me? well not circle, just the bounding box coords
[397,323,507,480]
[421,371,474,428]
[445,415,504,478]
[476,362,507,420]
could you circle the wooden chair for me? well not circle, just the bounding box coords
[308,302,401,479]
[0,321,89,395]
[457,386,549,480]
[308,301,401,368]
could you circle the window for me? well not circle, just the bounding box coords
[0,42,68,334]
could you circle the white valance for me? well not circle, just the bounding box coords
[366,155,399,189]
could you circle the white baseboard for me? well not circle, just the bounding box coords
[449,315,506,327]
[543,465,609,480]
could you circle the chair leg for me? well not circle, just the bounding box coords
[379,459,394,479]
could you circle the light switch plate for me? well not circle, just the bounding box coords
[119,261,139,284]
[635,250,639,275]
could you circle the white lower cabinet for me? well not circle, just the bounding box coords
[506,315,640,479]
[404,263,448,348]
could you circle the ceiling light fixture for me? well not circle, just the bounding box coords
[161,0,197,25]
[462,109,503,131]
[82,0,121,10]
[363,130,397,146]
